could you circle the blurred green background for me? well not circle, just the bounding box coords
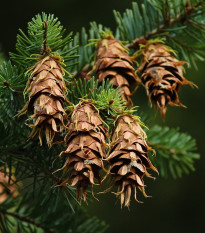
[0,0,204,232]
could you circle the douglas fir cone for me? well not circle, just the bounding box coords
[20,56,67,147]
[59,100,108,202]
[107,115,157,207]
[95,35,138,106]
[138,42,194,118]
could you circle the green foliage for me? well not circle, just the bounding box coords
[93,83,126,116]
[10,13,76,67]
[66,77,99,105]
[114,1,157,41]
[0,61,26,96]
[66,77,128,128]
[0,61,25,130]
[0,129,108,233]
[147,125,200,178]
[114,0,205,66]
[0,192,108,233]
[67,27,95,75]
[68,22,110,75]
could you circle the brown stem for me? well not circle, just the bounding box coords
[164,0,170,26]
[41,21,49,55]
[127,0,205,49]
[165,34,205,65]
[148,142,177,156]
[0,209,56,233]
[165,34,195,52]
[186,18,205,29]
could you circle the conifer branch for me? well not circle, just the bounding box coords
[165,34,194,51]
[41,21,49,55]
[147,125,200,178]
[127,0,205,49]
[0,209,56,233]
[0,1,202,225]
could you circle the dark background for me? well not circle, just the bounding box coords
[0,1,204,232]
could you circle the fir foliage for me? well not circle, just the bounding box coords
[0,192,108,233]
[148,125,200,178]
[0,61,25,129]
[66,77,130,129]
[114,0,205,66]
[67,78,126,114]
[68,22,110,76]
[0,61,26,97]
[10,13,77,67]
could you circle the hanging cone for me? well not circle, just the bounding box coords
[59,100,108,202]
[107,115,157,207]
[138,43,195,118]
[20,56,67,146]
[94,36,138,106]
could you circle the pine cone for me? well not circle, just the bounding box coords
[138,43,194,118]
[95,36,138,106]
[22,56,67,146]
[107,115,157,207]
[60,100,107,202]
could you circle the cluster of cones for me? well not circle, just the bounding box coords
[58,102,157,207]
[138,42,194,118]
[59,101,107,201]
[21,56,67,146]
[22,39,193,148]
[20,37,194,207]
[94,36,138,106]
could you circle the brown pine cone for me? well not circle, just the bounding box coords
[138,43,195,118]
[107,115,157,207]
[21,56,67,146]
[94,36,138,106]
[60,100,108,202]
